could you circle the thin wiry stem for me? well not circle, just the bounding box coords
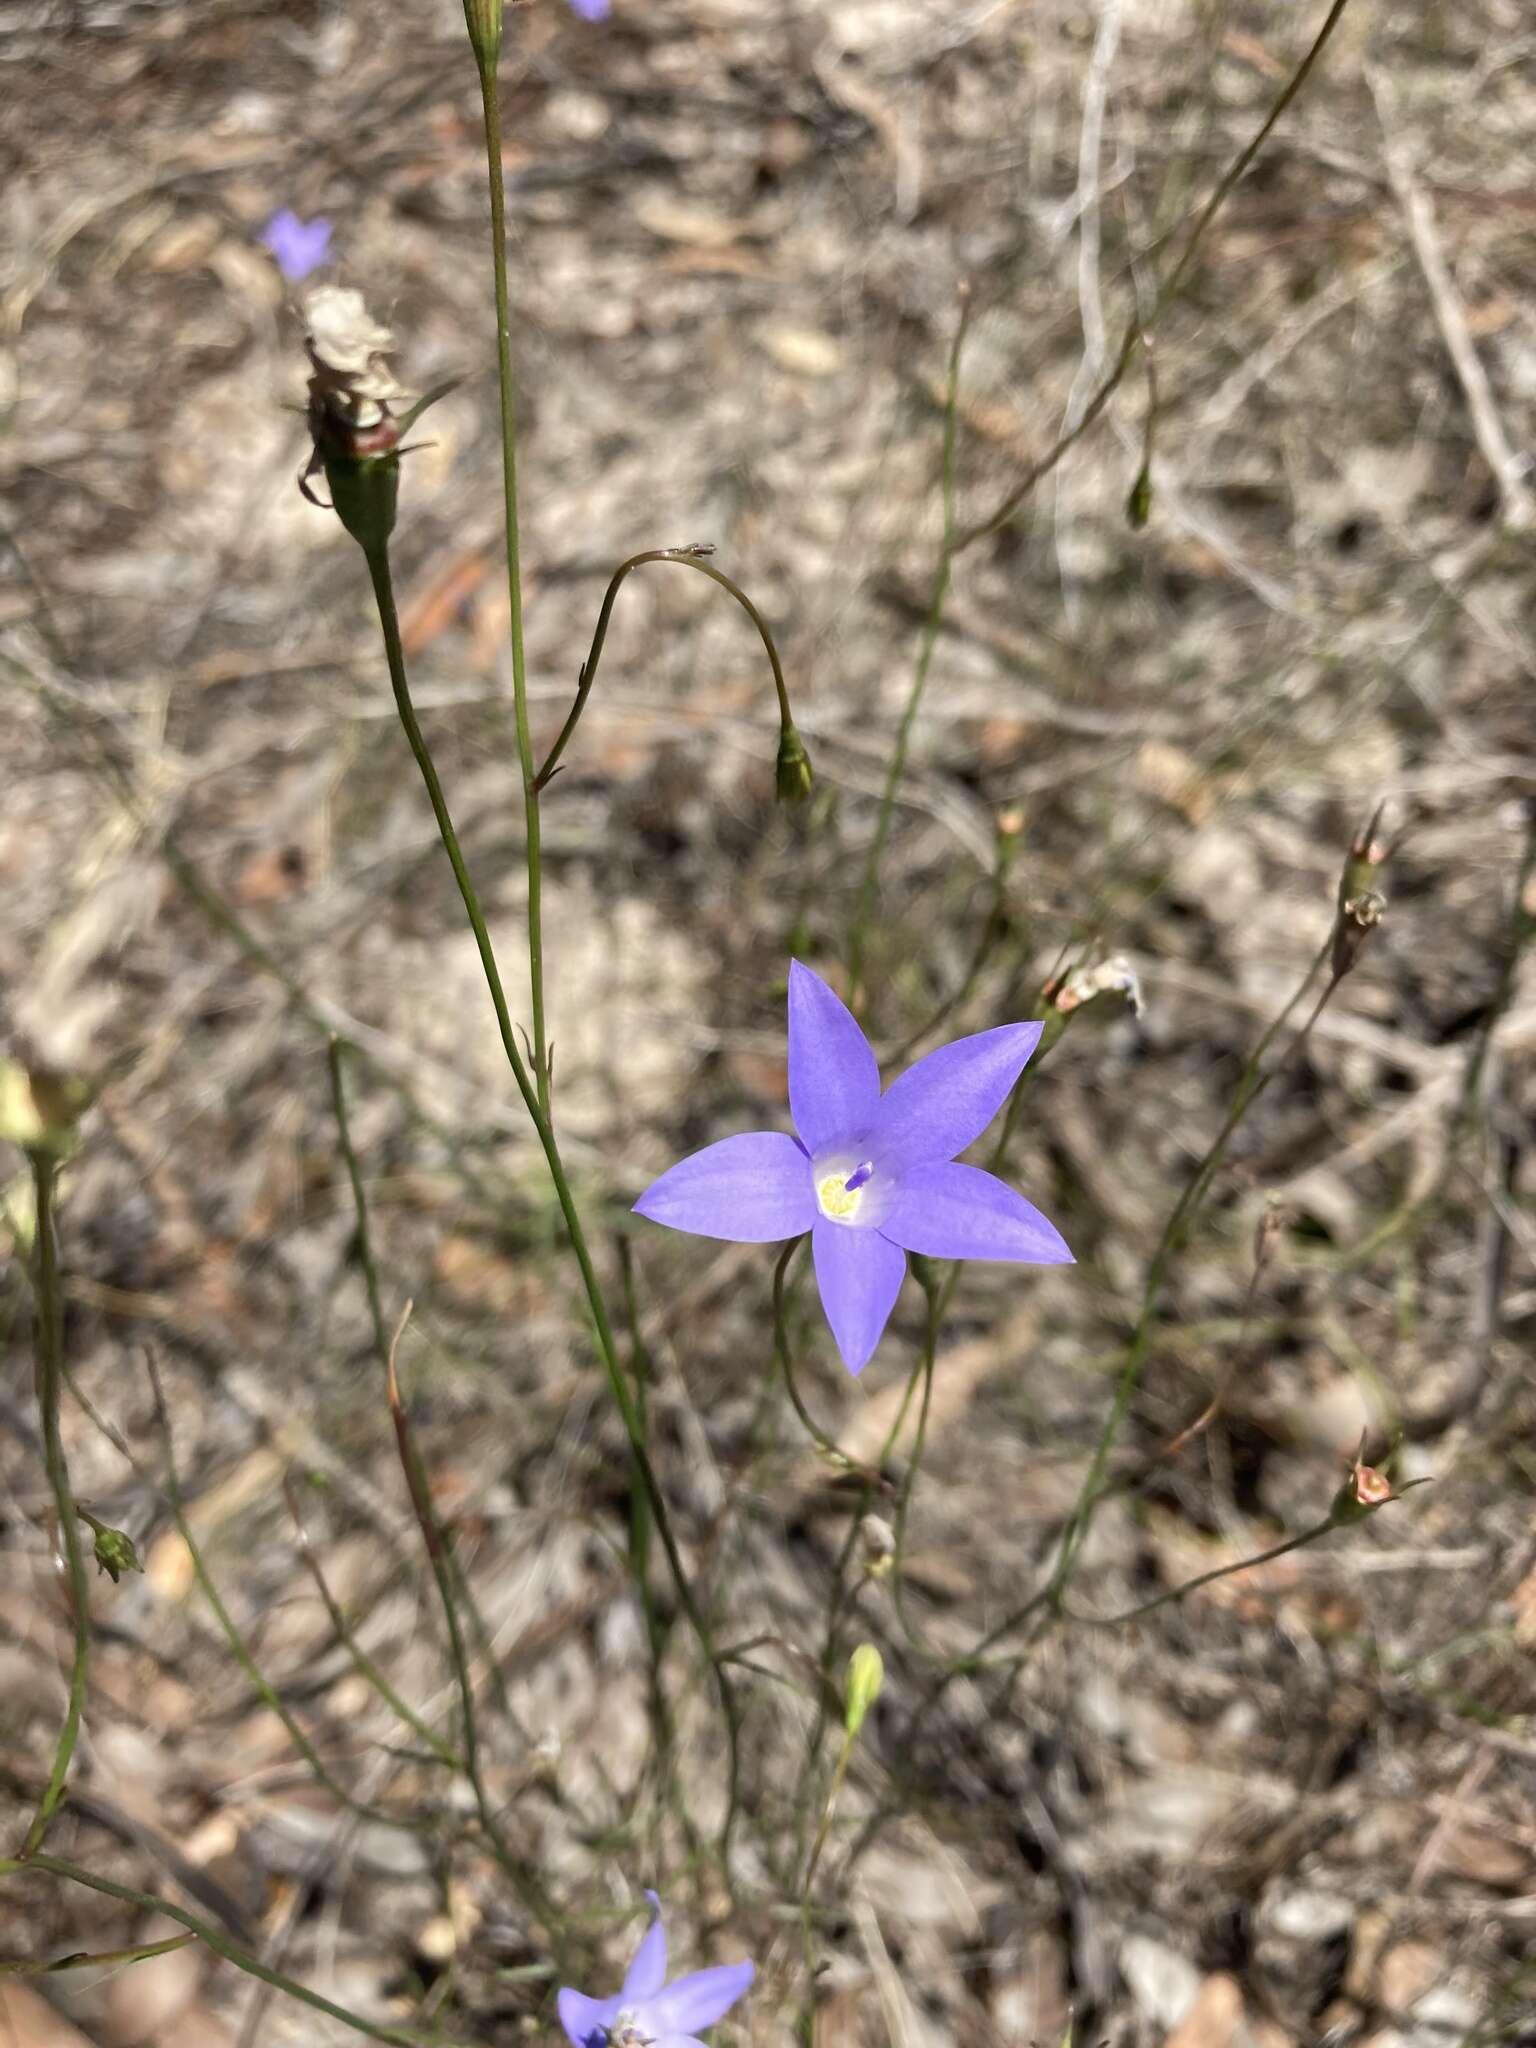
[536,548,796,792]
[283,1473,464,1773]
[474,50,548,1113]
[18,1152,91,1858]
[1,1932,195,1977]
[954,0,1357,552]
[381,1306,564,1950]
[361,538,743,1869]
[773,1238,872,1474]
[1067,1518,1337,1628]
[141,1351,424,1836]
[847,292,971,1009]
[0,1855,465,2047]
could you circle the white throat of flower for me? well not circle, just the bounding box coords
[607,2013,652,2048]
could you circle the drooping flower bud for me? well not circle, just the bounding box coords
[86,1518,143,1584]
[844,1644,884,1737]
[775,722,814,805]
[1126,458,1154,530]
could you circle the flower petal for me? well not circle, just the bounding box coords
[870,1022,1042,1172]
[788,960,880,1154]
[634,1133,814,1243]
[646,1961,755,2035]
[812,1222,906,1375]
[558,1990,621,2048]
[879,1161,1073,1263]
[621,1897,668,2003]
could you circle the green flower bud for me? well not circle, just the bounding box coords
[1126,459,1153,530]
[844,1644,884,1737]
[462,0,503,64]
[89,1522,143,1585]
[323,452,400,554]
[775,723,814,805]
[0,1058,89,1158]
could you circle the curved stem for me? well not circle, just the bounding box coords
[474,51,547,1113]
[847,294,970,1010]
[535,548,795,792]
[774,1239,869,1472]
[381,1310,563,1948]
[19,1153,91,1858]
[1068,1518,1336,1628]
[0,1855,460,2047]
[361,540,743,1871]
[955,0,1356,552]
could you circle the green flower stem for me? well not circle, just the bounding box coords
[282,1474,464,1774]
[953,0,1357,552]
[1067,1518,1337,1628]
[140,1352,424,1837]
[888,1270,942,1651]
[19,1152,91,1858]
[0,1855,464,2047]
[773,1239,871,1475]
[380,1311,563,1950]
[360,539,743,1867]
[846,293,970,1011]
[2,1933,195,1977]
[473,48,548,1115]
[534,548,797,793]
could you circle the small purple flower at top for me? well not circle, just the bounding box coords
[558,1893,752,2048]
[569,0,611,18]
[261,210,332,283]
[634,961,1073,1376]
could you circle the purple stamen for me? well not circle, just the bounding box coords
[844,1160,875,1193]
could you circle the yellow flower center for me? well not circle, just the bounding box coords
[817,1173,863,1221]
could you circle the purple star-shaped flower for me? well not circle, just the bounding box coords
[260,209,332,283]
[634,961,1073,1375]
[558,1893,753,2048]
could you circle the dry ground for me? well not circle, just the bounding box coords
[2,0,1535,2044]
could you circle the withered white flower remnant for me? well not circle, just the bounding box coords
[634,962,1072,1375]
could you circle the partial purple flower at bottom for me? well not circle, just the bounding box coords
[569,0,611,19]
[558,1893,753,2048]
[634,961,1073,1376]
[261,210,332,283]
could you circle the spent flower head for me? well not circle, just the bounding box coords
[558,1893,752,2048]
[634,961,1072,1374]
[260,210,332,283]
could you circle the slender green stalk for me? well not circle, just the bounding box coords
[283,1474,463,1773]
[381,1308,563,1949]
[954,0,1357,551]
[1067,1518,1337,1627]
[535,547,796,792]
[847,294,971,1009]
[2,1933,195,1977]
[141,1353,423,1835]
[19,1153,91,1857]
[888,1272,942,1650]
[1044,929,1337,1607]
[0,1855,463,2047]
[473,48,548,1114]
[360,538,743,1864]
[773,1239,870,1474]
